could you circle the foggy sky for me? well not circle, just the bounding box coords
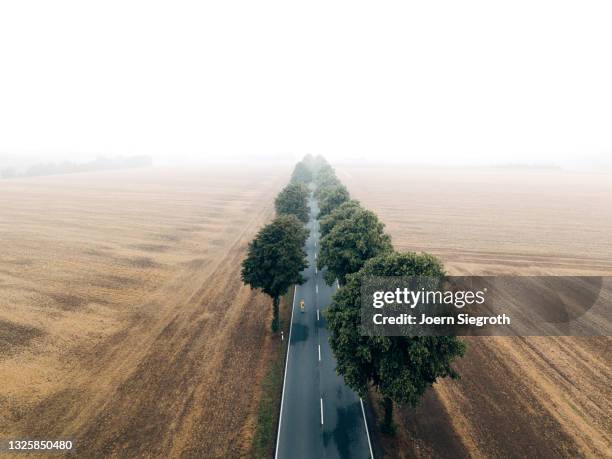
[1,1,611,167]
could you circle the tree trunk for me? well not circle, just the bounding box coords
[381,396,395,434]
[272,296,280,332]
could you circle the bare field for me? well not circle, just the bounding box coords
[341,165,612,458]
[0,164,288,457]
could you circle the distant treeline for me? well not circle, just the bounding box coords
[0,155,153,179]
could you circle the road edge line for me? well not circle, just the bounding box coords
[360,398,375,459]
[274,283,297,459]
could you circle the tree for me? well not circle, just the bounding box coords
[312,155,330,173]
[314,173,341,197]
[318,208,392,284]
[241,215,308,331]
[326,252,465,433]
[319,200,362,238]
[290,161,313,185]
[302,154,316,170]
[275,183,310,223]
[318,185,350,219]
[317,181,346,203]
[313,163,340,197]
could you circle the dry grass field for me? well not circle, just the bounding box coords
[341,165,612,458]
[0,163,288,457]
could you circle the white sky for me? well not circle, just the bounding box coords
[0,0,611,166]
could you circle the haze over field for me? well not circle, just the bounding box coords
[341,165,612,275]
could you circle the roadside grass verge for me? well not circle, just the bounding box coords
[249,286,294,459]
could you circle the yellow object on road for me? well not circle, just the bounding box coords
[300,299,305,313]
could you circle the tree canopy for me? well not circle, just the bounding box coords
[275,183,310,223]
[319,199,362,238]
[326,251,465,431]
[290,161,313,185]
[241,215,308,331]
[318,208,392,284]
[317,185,350,219]
[313,165,340,195]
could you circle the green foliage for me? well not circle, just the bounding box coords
[290,161,313,185]
[318,185,350,219]
[317,182,347,204]
[275,183,310,223]
[312,154,329,172]
[316,161,334,174]
[326,251,465,430]
[314,174,342,197]
[313,161,341,196]
[319,200,362,238]
[241,215,308,331]
[318,208,392,284]
[301,154,316,170]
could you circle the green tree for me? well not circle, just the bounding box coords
[275,183,310,223]
[317,181,346,203]
[313,154,329,172]
[319,200,362,238]
[326,252,465,433]
[241,215,308,331]
[318,185,350,219]
[290,161,313,185]
[314,174,341,196]
[318,208,392,284]
[313,163,340,195]
[302,154,316,169]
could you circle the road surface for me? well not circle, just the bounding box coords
[276,197,373,459]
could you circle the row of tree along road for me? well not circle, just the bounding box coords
[242,156,465,434]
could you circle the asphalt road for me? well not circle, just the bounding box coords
[276,197,373,459]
